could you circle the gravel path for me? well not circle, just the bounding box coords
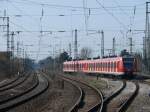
[40,78,80,112]
[106,81,136,112]
[67,78,101,112]
[127,83,150,112]
[9,73,80,112]
[65,74,123,99]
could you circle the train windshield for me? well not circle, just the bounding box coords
[123,58,134,69]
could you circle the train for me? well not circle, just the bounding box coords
[63,55,140,78]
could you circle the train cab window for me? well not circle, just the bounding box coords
[123,57,134,69]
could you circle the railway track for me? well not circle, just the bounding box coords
[61,77,82,112]
[0,73,29,92]
[62,75,103,112]
[0,72,33,90]
[63,73,139,112]
[102,80,139,112]
[0,75,19,89]
[0,72,49,112]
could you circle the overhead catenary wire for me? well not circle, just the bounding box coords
[9,20,35,34]
[113,0,130,17]
[7,0,40,25]
[10,0,145,10]
[7,11,144,17]
[95,0,128,30]
[0,0,145,60]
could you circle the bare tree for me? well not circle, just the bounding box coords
[79,47,92,59]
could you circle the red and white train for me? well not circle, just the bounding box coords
[63,56,139,78]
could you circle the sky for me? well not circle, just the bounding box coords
[0,0,148,61]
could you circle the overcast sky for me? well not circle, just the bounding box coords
[0,0,148,61]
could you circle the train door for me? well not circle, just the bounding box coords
[114,62,116,72]
[108,62,110,72]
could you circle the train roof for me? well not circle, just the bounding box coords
[63,56,124,64]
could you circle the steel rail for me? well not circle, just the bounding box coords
[101,80,126,112]
[0,73,49,111]
[0,73,30,92]
[0,74,38,104]
[62,77,83,112]
[117,81,139,112]
[62,75,103,112]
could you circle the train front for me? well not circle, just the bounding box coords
[122,56,135,76]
